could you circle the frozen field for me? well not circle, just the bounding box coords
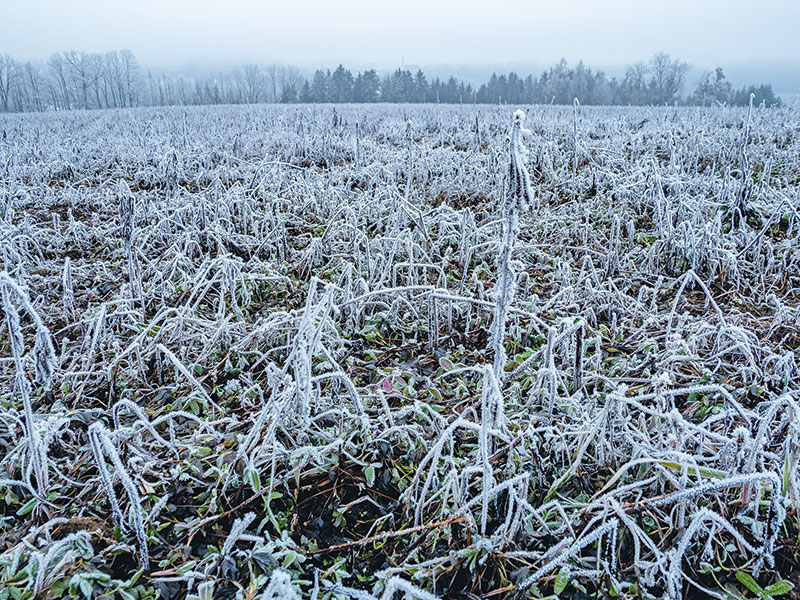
[1,102,799,599]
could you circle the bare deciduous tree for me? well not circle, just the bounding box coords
[649,51,690,104]
[0,55,20,113]
[265,63,280,103]
[242,64,265,103]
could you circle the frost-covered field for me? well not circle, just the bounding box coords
[1,103,799,599]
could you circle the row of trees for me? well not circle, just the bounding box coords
[149,64,305,107]
[1,50,140,112]
[688,67,782,107]
[300,66,478,104]
[469,54,779,106]
[0,50,783,113]
[472,53,692,105]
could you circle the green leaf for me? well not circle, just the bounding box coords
[283,550,298,567]
[657,460,727,480]
[16,498,37,516]
[198,581,214,600]
[736,571,764,595]
[784,452,792,497]
[245,468,260,493]
[79,577,94,599]
[554,568,569,596]
[177,561,197,575]
[764,581,793,596]
[364,464,375,487]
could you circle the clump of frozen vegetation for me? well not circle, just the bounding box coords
[0,100,798,599]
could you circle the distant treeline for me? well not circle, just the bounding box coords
[0,50,783,113]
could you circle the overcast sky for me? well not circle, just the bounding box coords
[4,0,800,69]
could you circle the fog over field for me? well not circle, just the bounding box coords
[5,0,800,65]
[1,3,799,600]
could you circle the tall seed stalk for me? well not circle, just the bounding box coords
[118,180,143,314]
[490,109,533,380]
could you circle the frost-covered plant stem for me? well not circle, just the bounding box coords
[572,97,580,203]
[88,422,150,570]
[118,180,143,313]
[490,109,533,380]
[1,271,56,498]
